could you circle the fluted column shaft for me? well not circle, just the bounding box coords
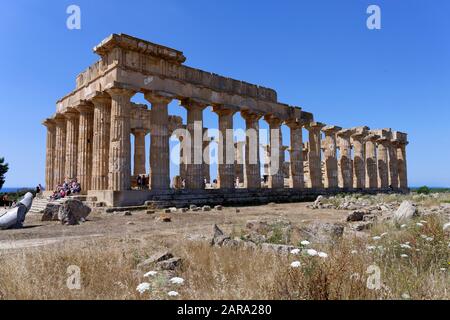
[397,143,408,190]
[307,123,325,189]
[214,107,235,189]
[54,116,67,187]
[265,115,284,189]
[91,94,111,190]
[365,134,379,189]
[64,111,79,180]
[203,134,212,183]
[132,129,147,176]
[351,131,367,189]
[377,138,389,189]
[388,144,399,189]
[76,104,94,192]
[181,100,206,189]
[337,130,353,189]
[322,126,341,188]
[242,111,261,189]
[286,121,304,189]
[107,88,134,191]
[43,120,56,191]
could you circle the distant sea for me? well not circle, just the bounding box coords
[0,187,33,193]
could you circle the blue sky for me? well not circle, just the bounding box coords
[0,0,449,188]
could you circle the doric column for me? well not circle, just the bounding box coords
[286,119,305,189]
[388,141,399,189]
[241,111,262,189]
[145,92,172,190]
[264,115,284,189]
[203,130,212,183]
[64,109,80,180]
[322,125,342,189]
[107,88,135,191]
[132,128,147,176]
[76,102,94,192]
[91,93,111,190]
[53,114,66,187]
[337,129,354,189]
[213,105,236,189]
[376,137,390,189]
[43,119,56,191]
[306,122,325,189]
[180,99,207,189]
[178,135,187,181]
[351,127,369,189]
[234,141,245,185]
[365,133,380,189]
[393,131,408,190]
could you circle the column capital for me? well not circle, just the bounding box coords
[337,128,355,138]
[144,91,173,105]
[285,118,307,129]
[131,128,148,136]
[212,104,237,116]
[179,98,208,111]
[322,125,342,135]
[74,100,94,115]
[42,118,56,128]
[305,121,325,132]
[91,92,112,105]
[63,107,80,120]
[376,136,390,146]
[264,114,282,128]
[106,87,136,99]
[53,113,66,125]
[241,110,263,122]
[364,133,380,143]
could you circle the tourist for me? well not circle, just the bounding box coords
[36,185,41,194]
[137,175,142,190]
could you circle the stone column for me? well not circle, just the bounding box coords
[235,141,245,185]
[64,109,80,180]
[203,130,212,183]
[306,122,325,189]
[262,145,270,178]
[351,127,369,189]
[132,128,147,176]
[322,125,342,189]
[43,119,56,191]
[213,106,236,189]
[91,93,111,190]
[337,129,354,189]
[76,102,94,192]
[376,137,390,189]
[53,114,66,187]
[107,88,134,191]
[180,99,207,189]
[286,120,305,189]
[365,133,380,189]
[145,93,172,190]
[388,141,399,189]
[178,135,187,181]
[264,115,284,189]
[241,111,261,189]
[393,132,408,190]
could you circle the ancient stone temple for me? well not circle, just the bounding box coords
[43,34,409,207]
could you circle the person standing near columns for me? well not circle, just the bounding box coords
[306,122,325,189]
[180,99,207,189]
[64,108,80,181]
[213,105,236,189]
[286,119,305,189]
[365,132,380,189]
[336,129,354,189]
[43,119,56,191]
[107,87,135,191]
[351,126,369,189]
[264,115,284,189]
[76,101,94,192]
[91,93,111,190]
[241,110,262,189]
[322,125,342,189]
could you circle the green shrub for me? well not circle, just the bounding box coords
[416,186,431,195]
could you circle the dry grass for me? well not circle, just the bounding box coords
[0,214,448,300]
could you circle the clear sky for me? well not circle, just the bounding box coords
[0,0,449,189]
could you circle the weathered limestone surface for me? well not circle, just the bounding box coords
[132,128,147,176]
[286,119,305,189]
[365,133,380,189]
[53,115,66,187]
[394,132,408,190]
[307,122,325,189]
[91,94,111,190]
[64,110,80,180]
[235,141,245,184]
[76,103,94,191]
[337,129,353,189]
[43,119,56,191]
[376,135,390,189]
[351,127,368,189]
[265,115,284,189]
[322,125,341,188]
[214,106,236,189]
[242,111,261,189]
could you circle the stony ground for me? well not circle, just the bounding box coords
[0,192,448,300]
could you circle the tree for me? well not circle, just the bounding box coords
[0,157,8,190]
[416,186,431,195]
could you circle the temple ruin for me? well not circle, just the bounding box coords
[42,34,409,207]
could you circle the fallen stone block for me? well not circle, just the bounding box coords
[137,251,174,269]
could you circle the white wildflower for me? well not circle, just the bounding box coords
[306,249,318,256]
[290,248,301,255]
[400,254,408,258]
[416,223,424,227]
[290,261,301,268]
[372,236,381,241]
[366,246,376,251]
[300,240,311,246]
[380,232,388,237]
[318,252,328,258]
[420,234,428,239]
[136,282,151,294]
[169,277,185,285]
[440,268,446,272]
[400,224,407,229]
[400,244,412,250]
[420,220,427,224]
[351,250,358,254]
[144,271,158,278]
[401,293,411,299]
[168,291,179,297]
[425,237,434,242]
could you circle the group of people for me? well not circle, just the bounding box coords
[136,175,149,190]
[1,194,16,209]
[50,179,81,201]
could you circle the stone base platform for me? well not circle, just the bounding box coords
[88,188,406,208]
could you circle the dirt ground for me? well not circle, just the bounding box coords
[0,202,348,251]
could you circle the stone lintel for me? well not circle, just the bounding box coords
[306,122,326,131]
[364,133,380,142]
[322,125,342,135]
[42,118,56,128]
